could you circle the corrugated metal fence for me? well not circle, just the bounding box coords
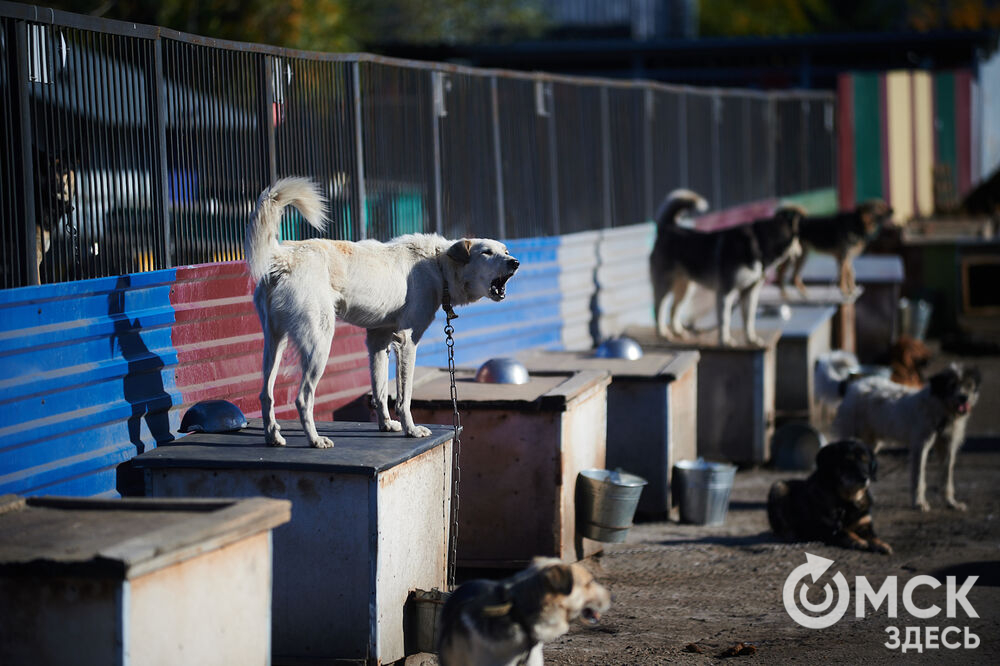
[1,1,835,289]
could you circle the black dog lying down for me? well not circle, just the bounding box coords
[768,439,892,554]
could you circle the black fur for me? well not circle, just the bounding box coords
[767,439,891,554]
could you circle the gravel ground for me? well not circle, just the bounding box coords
[542,350,1000,665]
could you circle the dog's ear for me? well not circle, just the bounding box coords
[929,368,957,399]
[868,450,878,482]
[815,442,839,472]
[541,563,574,596]
[446,239,473,264]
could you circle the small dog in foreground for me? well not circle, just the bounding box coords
[245,177,519,448]
[833,364,980,512]
[437,558,611,666]
[768,439,892,554]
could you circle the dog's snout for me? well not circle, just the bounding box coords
[508,257,520,270]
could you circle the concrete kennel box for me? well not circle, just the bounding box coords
[627,327,780,465]
[515,349,699,518]
[132,420,453,665]
[389,369,610,567]
[0,495,289,666]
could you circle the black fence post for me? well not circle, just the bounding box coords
[14,20,38,285]
[261,54,277,184]
[153,34,172,268]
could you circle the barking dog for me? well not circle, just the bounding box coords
[437,558,611,666]
[768,439,891,554]
[650,190,803,346]
[833,364,981,511]
[776,199,893,298]
[245,177,519,448]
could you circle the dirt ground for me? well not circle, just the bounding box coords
[541,350,1000,665]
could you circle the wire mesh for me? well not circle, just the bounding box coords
[607,86,649,226]
[0,5,837,289]
[358,61,436,241]
[273,58,359,242]
[436,71,500,239]
[495,76,556,239]
[552,81,605,233]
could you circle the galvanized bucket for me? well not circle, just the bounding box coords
[407,588,447,654]
[576,469,648,542]
[672,460,737,526]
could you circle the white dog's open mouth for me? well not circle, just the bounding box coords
[490,272,515,301]
[579,606,602,626]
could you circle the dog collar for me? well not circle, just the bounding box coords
[441,281,458,321]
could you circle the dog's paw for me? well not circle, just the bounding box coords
[406,425,432,438]
[310,436,335,449]
[914,499,931,512]
[266,431,287,447]
[947,499,968,512]
[871,539,893,555]
[380,419,403,433]
[747,335,765,347]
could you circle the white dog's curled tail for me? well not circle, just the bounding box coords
[814,350,860,405]
[245,177,327,282]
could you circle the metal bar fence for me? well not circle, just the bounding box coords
[0,1,835,289]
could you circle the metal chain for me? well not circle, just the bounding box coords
[444,305,461,589]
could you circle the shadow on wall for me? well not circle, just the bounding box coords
[109,275,174,495]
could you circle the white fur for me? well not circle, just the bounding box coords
[833,366,978,511]
[814,350,860,406]
[245,177,518,448]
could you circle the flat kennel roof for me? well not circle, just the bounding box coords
[132,421,456,476]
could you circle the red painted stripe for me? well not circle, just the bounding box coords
[169,262,370,420]
[837,73,856,210]
[694,198,779,232]
[879,74,892,208]
[956,70,973,194]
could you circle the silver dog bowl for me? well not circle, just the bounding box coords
[475,358,530,385]
[594,336,643,360]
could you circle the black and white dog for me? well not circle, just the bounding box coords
[834,364,981,512]
[650,190,803,346]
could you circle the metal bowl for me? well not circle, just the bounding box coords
[180,399,248,434]
[475,357,530,384]
[594,336,643,360]
[771,423,826,471]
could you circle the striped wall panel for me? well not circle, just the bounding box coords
[594,223,656,339]
[840,69,977,216]
[0,271,182,497]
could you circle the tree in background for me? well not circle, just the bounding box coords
[45,0,545,50]
[700,0,1000,37]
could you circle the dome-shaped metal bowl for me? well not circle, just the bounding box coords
[474,357,530,384]
[594,336,643,360]
[771,422,826,471]
[180,399,248,434]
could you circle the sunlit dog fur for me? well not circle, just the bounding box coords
[245,177,519,448]
[833,364,981,512]
[437,558,611,666]
[776,199,893,298]
[650,190,803,346]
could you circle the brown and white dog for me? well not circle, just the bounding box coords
[833,364,981,512]
[245,177,519,448]
[437,558,611,666]
[889,335,932,388]
[776,199,893,298]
